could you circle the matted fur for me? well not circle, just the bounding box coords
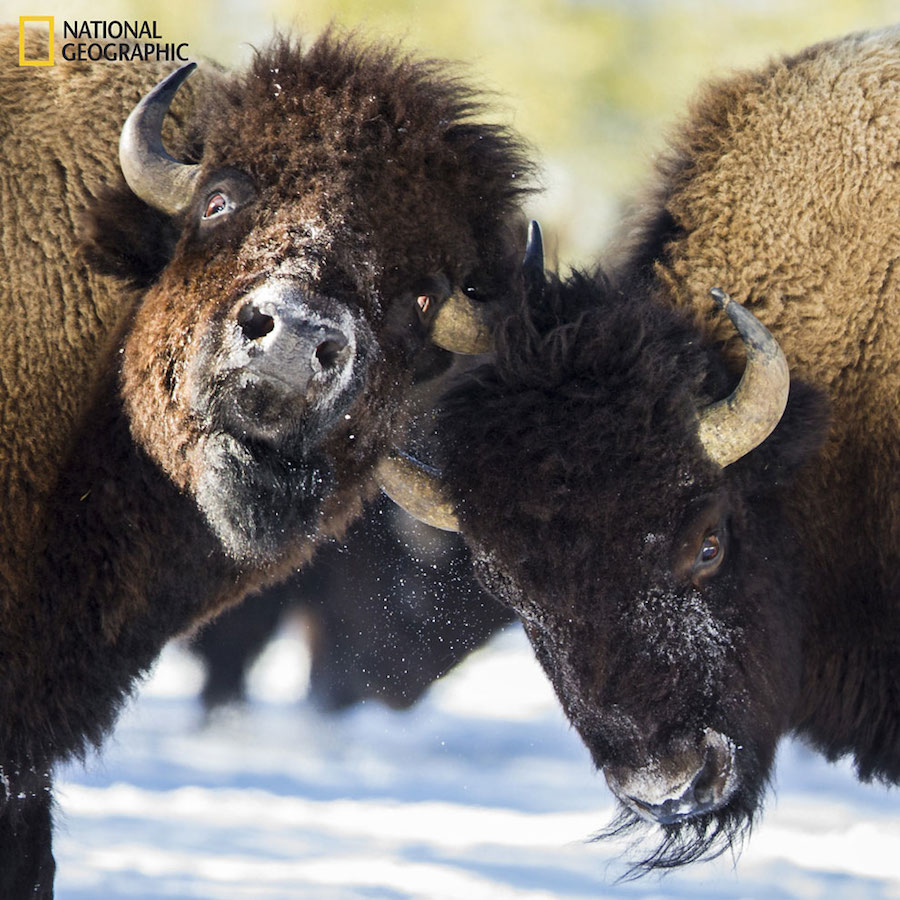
[0,24,532,895]
[437,25,897,873]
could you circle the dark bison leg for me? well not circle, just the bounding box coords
[193,492,514,715]
[193,585,291,709]
[0,786,56,899]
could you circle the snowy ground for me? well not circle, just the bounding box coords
[54,624,900,899]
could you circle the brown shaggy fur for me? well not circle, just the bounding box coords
[629,25,899,770]
[0,25,532,896]
[436,25,898,873]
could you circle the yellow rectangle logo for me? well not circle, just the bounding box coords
[19,16,54,66]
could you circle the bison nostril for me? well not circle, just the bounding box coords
[315,336,348,370]
[237,304,276,341]
[692,739,732,806]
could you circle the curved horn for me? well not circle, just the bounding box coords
[430,289,493,355]
[119,62,202,216]
[376,449,460,532]
[697,288,790,468]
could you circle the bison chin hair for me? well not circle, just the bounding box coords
[195,432,336,564]
[593,787,765,879]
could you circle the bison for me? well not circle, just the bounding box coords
[192,492,514,713]
[0,24,531,895]
[382,26,899,872]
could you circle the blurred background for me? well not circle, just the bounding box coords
[5,2,900,896]
[6,0,898,265]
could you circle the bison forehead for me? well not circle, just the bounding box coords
[190,38,529,280]
[233,217,382,308]
[463,458,711,580]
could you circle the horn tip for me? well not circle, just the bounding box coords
[710,287,731,310]
[155,61,197,96]
[523,219,544,274]
[169,60,198,85]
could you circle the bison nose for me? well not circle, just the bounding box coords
[604,730,738,825]
[235,288,355,399]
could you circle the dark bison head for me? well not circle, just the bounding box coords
[383,252,829,870]
[83,33,531,563]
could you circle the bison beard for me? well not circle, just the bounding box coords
[595,793,759,877]
[193,433,334,561]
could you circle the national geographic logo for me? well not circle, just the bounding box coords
[18,17,190,65]
[18,17,53,65]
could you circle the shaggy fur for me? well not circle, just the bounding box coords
[436,25,897,873]
[0,24,531,895]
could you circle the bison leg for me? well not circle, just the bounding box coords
[193,585,291,711]
[0,785,56,899]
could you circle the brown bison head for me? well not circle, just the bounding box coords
[383,257,829,871]
[83,33,532,563]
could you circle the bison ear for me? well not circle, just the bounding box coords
[734,380,829,491]
[78,180,179,288]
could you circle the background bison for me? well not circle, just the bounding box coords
[193,494,513,714]
[0,24,531,895]
[386,25,899,872]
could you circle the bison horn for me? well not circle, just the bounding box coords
[697,288,790,468]
[430,289,493,355]
[430,219,544,355]
[376,450,460,532]
[119,62,203,217]
[523,219,544,277]
[380,221,545,523]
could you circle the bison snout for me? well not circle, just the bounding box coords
[194,278,373,449]
[604,729,737,825]
[235,282,357,403]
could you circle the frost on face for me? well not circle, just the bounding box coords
[632,587,735,674]
[606,728,740,821]
[471,548,545,622]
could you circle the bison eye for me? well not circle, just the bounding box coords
[700,535,720,561]
[202,191,231,220]
[692,532,725,579]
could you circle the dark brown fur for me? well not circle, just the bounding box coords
[436,26,898,873]
[0,25,532,895]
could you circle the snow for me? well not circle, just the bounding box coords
[54,625,900,899]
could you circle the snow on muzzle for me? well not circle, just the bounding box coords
[236,279,357,398]
[214,277,368,444]
[604,729,738,825]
